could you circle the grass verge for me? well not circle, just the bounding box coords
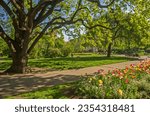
[7,83,77,99]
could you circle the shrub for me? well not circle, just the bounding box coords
[45,48,62,58]
[29,47,43,58]
[137,50,145,56]
[113,49,126,54]
[145,48,150,53]
[61,45,73,57]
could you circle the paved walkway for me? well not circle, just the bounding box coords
[0,56,149,98]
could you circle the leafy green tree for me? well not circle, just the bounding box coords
[80,0,150,57]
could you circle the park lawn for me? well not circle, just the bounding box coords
[7,83,76,99]
[0,55,137,71]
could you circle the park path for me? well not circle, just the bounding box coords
[0,56,149,98]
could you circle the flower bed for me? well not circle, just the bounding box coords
[76,59,150,99]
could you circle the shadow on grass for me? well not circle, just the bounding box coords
[29,56,138,69]
[34,56,137,62]
[0,57,11,70]
[0,74,81,98]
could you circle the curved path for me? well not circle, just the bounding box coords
[0,56,149,98]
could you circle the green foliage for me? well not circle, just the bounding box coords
[61,43,73,57]
[45,48,62,58]
[0,39,10,56]
[29,31,70,58]
[64,0,150,56]
[0,57,11,70]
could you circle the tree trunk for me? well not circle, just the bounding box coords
[5,53,28,73]
[107,43,112,57]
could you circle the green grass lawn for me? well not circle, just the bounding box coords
[7,83,76,99]
[0,55,137,71]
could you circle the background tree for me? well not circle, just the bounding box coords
[76,0,150,57]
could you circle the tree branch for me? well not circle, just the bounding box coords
[33,5,55,28]
[0,0,15,19]
[0,25,16,52]
[73,18,116,30]
[27,0,33,9]
[28,0,114,54]
[88,0,115,8]
[0,0,25,31]
[10,0,26,15]
[30,0,65,28]
[27,16,62,54]
[28,0,85,53]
